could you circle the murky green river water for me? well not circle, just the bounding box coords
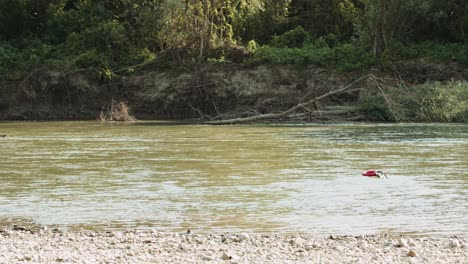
[0,122,467,236]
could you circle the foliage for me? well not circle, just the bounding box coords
[248,36,375,72]
[247,40,258,53]
[403,81,468,122]
[356,95,394,121]
[289,0,353,39]
[383,42,468,65]
[0,43,20,75]
[231,0,290,44]
[0,0,160,79]
[339,0,468,56]
[333,44,376,71]
[357,81,468,122]
[0,0,467,79]
[270,26,311,48]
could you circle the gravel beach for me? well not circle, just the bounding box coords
[0,227,466,263]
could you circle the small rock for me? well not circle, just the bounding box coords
[221,252,231,260]
[127,251,135,256]
[12,225,29,232]
[407,250,417,257]
[398,238,408,248]
[449,239,460,248]
[311,243,321,249]
[238,233,250,241]
[383,240,392,247]
[358,241,368,248]
[408,238,416,246]
[187,229,192,234]
[178,244,186,251]
[289,237,304,246]
[201,255,213,261]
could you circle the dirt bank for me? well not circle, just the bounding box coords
[1,62,467,121]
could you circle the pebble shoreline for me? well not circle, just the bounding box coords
[0,227,466,263]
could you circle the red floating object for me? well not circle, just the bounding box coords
[362,170,388,178]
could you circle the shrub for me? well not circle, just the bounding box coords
[383,41,468,65]
[247,40,258,53]
[357,81,468,122]
[333,44,376,72]
[0,42,20,75]
[248,42,375,71]
[356,95,395,121]
[407,81,468,122]
[270,26,311,48]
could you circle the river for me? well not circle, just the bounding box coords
[0,121,466,236]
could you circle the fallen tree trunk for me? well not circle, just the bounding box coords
[206,74,374,125]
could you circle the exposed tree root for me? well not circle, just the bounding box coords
[98,99,136,123]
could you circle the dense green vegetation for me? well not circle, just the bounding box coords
[357,81,468,122]
[1,0,467,78]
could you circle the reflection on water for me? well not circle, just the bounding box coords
[0,121,466,236]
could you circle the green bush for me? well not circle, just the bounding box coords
[0,39,56,77]
[248,42,375,71]
[357,81,468,122]
[248,45,331,65]
[0,43,20,75]
[247,40,258,53]
[333,44,376,72]
[383,41,468,65]
[407,81,468,122]
[356,95,395,121]
[270,26,311,48]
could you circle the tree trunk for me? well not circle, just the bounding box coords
[373,0,386,57]
[199,0,209,63]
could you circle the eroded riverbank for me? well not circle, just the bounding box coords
[0,228,466,263]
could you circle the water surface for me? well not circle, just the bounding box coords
[0,122,466,236]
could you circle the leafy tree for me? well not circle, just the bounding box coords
[289,0,353,40]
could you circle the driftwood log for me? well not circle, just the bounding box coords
[206,74,375,125]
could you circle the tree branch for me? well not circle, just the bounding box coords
[206,74,374,125]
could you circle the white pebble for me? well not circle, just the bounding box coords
[398,238,408,248]
[408,238,416,247]
[201,255,213,261]
[238,233,250,241]
[449,239,460,248]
